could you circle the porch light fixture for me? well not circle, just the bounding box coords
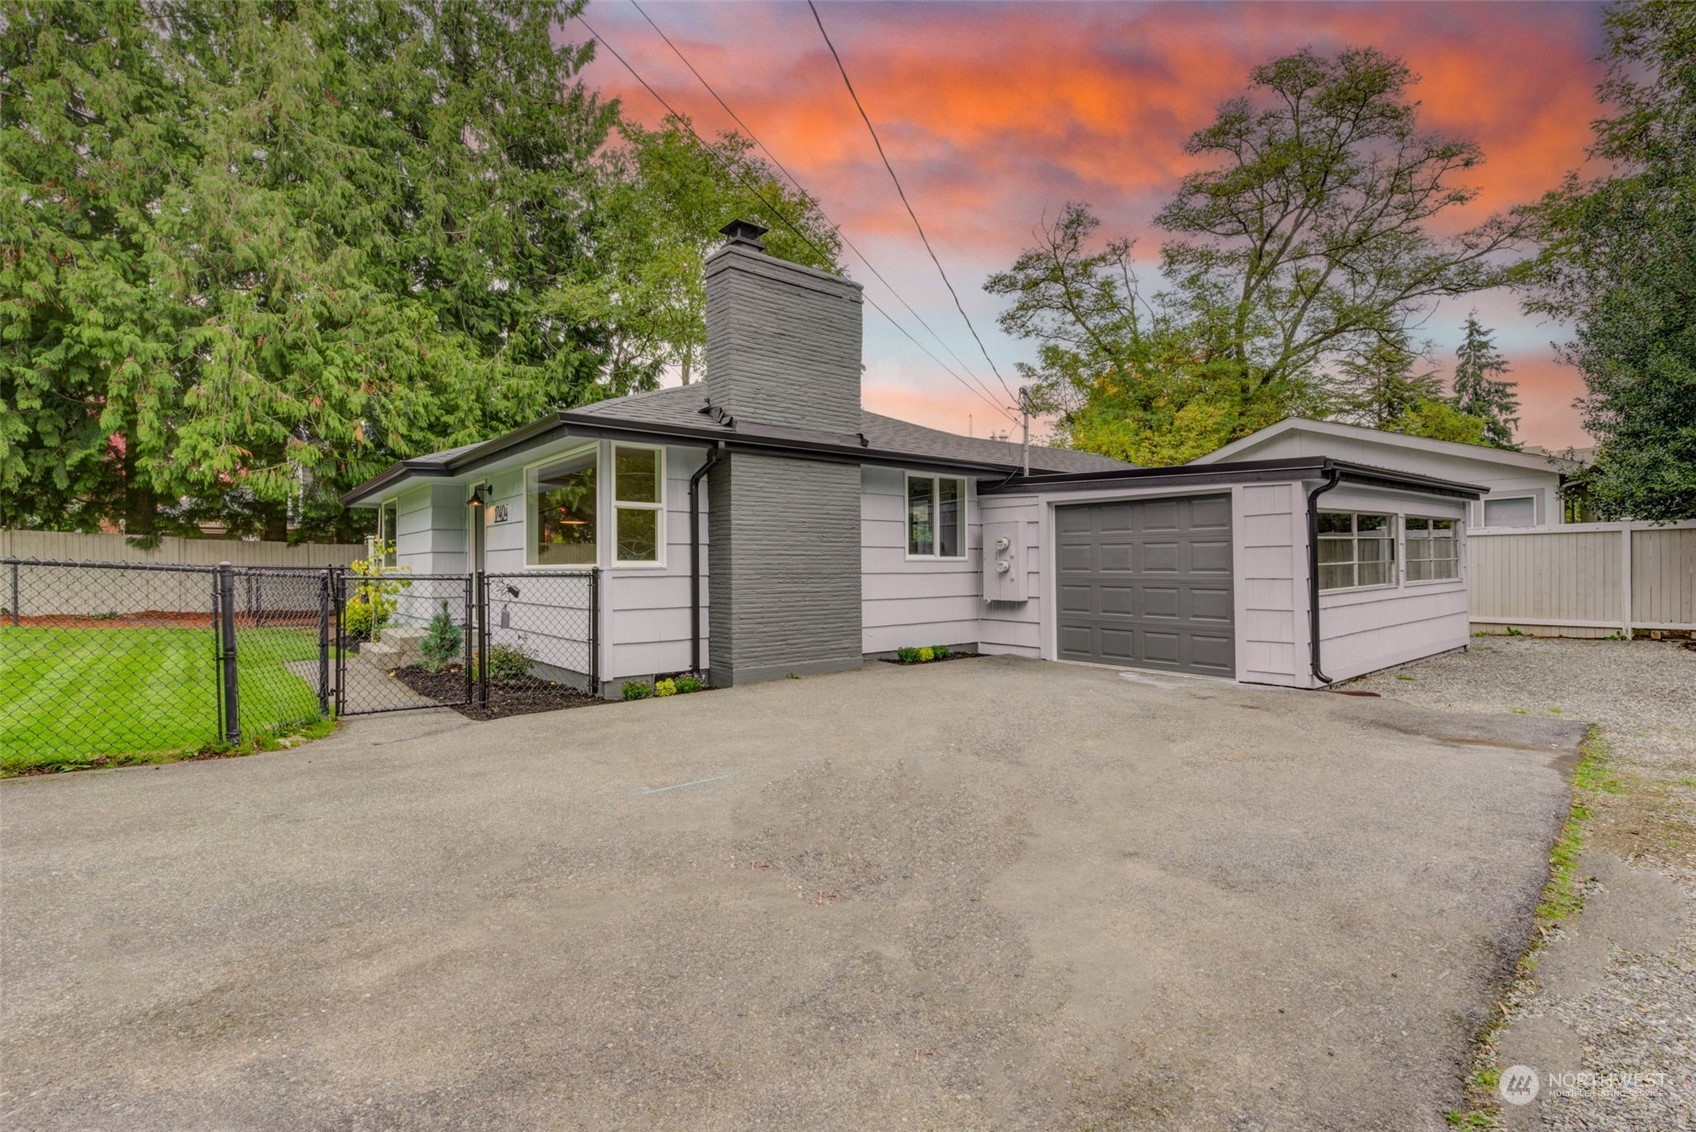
[469,485,489,508]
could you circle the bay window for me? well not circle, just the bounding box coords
[907,474,965,559]
[525,443,665,568]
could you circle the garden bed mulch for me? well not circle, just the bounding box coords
[391,665,601,721]
[877,651,983,667]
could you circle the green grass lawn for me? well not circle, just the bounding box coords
[0,626,324,774]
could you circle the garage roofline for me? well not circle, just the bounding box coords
[978,457,1488,501]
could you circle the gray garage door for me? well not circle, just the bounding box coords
[1055,494,1234,676]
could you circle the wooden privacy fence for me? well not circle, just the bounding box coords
[0,531,364,618]
[1468,521,1696,637]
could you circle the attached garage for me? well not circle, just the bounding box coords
[1054,495,1234,676]
[977,458,1488,688]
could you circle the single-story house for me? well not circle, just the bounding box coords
[344,221,1486,695]
[1191,417,1577,528]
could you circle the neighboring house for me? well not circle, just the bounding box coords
[1192,418,1578,528]
[344,221,1485,695]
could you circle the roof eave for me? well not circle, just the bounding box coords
[980,456,1487,500]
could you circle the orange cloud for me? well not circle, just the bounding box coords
[579,1,1609,449]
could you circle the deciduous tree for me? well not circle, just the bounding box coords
[1525,0,1696,520]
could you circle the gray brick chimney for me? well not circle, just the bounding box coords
[703,220,863,433]
[704,220,865,687]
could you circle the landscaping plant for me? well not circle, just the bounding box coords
[621,681,655,701]
[482,645,534,685]
[654,678,678,697]
[419,602,463,673]
[676,673,703,694]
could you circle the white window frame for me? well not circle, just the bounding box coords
[524,443,600,571]
[1404,516,1461,584]
[1317,511,1397,593]
[904,473,968,561]
[610,442,666,568]
[1482,494,1538,528]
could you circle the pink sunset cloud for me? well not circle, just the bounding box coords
[575,1,1607,450]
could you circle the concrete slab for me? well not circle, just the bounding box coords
[0,657,1581,1130]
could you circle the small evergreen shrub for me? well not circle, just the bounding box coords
[917,646,935,662]
[654,678,678,697]
[897,646,921,664]
[419,602,463,672]
[622,681,655,701]
[934,645,950,660]
[676,673,703,694]
[483,644,532,684]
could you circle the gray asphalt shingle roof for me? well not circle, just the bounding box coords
[569,384,1132,475]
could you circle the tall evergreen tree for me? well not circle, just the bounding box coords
[1449,314,1519,448]
[1336,332,1443,429]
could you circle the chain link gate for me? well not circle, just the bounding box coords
[331,568,599,717]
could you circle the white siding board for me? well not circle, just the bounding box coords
[859,465,983,653]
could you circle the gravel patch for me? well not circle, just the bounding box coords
[1347,637,1696,1129]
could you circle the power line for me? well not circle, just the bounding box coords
[806,0,1020,406]
[626,0,1011,415]
[576,12,1018,426]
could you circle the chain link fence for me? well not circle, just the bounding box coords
[1,557,605,771]
[1,559,331,774]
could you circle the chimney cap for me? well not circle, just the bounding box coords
[718,218,769,250]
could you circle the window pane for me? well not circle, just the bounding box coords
[1431,533,1456,558]
[937,478,962,558]
[1408,559,1431,582]
[1319,564,1353,591]
[1358,561,1393,587]
[1316,512,1353,535]
[1406,517,1430,532]
[1485,497,1536,527]
[1407,537,1433,561]
[535,455,596,566]
[616,506,658,562]
[1358,536,1392,562]
[614,446,659,504]
[1431,519,1455,532]
[1356,514,1390,532]
[908,476,934,556]
[1318,537,1353,564]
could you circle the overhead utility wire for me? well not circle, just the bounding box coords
[627,1,1008,415]
[576,12,1019,427]
[806,0,1020,407]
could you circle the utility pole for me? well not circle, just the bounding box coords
[1018,386,1031,477]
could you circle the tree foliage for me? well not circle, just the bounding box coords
[593,115,841,388]
[1450,313,1519,448]
[1,1,843,540]
[1525,0,1696,521]
[988,47,1527,464]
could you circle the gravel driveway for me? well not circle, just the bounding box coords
[2,656,1584,1131]
[1349,637,1696,1129]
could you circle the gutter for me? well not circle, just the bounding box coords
[689,442,726,675]
[1305,462,1343,687]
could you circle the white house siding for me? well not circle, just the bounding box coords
[1235,483,1308,687]
[1314,486,1469,682]
[375,439,712,687]
[976,493,1044,658]
[860,466,983,654]
[1220,431,1562,527]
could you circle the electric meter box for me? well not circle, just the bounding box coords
[982,521,1026,602]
